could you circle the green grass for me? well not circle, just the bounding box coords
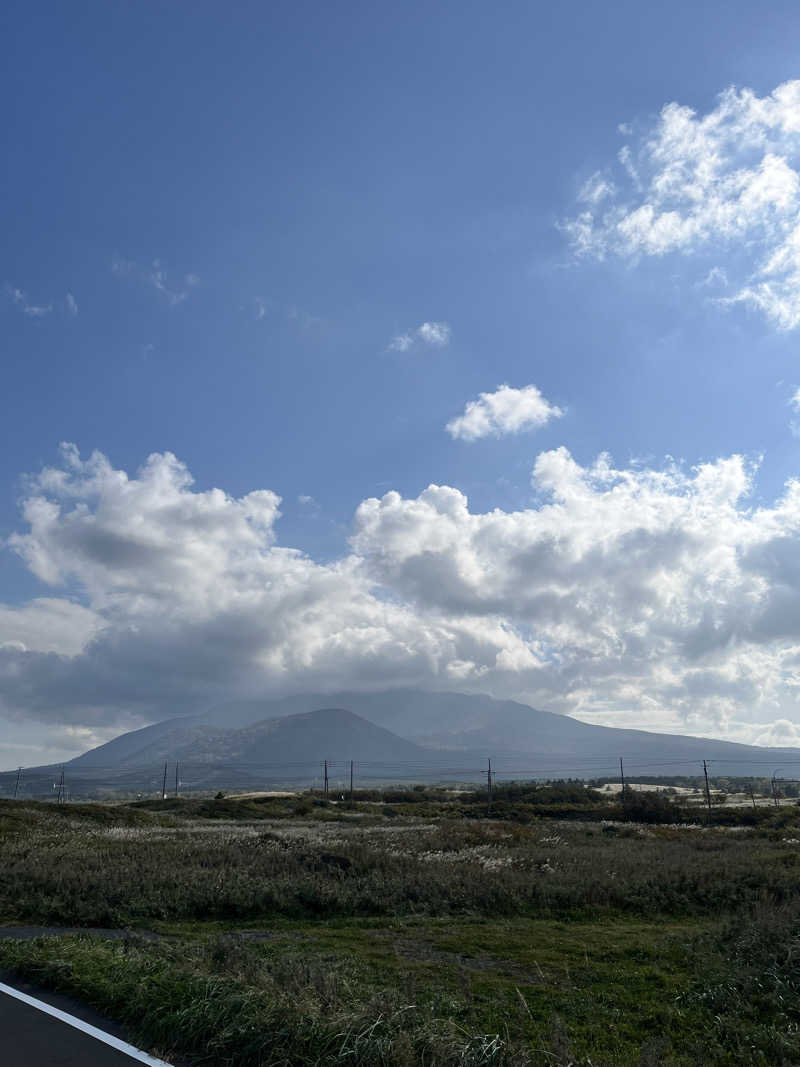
[2,912,797,1065]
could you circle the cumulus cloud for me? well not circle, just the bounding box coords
[563,79,800,329]
[388,321,451,352]
[352,447,800,730]
[8,443,800,749]
[112,256,199,305]
[446,384,563,441]
[0,599,99,655]
[0,445,529,739]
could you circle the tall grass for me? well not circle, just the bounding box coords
[1,800,799,926]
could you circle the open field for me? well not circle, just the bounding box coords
[1,787,800,1065]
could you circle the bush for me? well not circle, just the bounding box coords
[621,789,683,824]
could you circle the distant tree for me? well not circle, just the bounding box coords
[621,789,681,824]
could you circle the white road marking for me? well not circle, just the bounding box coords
[0,980,174,1066]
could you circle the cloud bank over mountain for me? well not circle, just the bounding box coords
[4,442,800,756]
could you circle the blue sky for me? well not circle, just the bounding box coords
[5,1,800,765]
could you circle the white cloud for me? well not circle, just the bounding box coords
[5,285,53,318]
[0,716,126,769]
[9,444,800,749]
[564,80,800,329]
[417,321,451,346]
[446,384,563,441]
[787,388,800,438]
[112,256,199,305]
[388,332,414,352]
[0,445,528,740]
[352,447,800,731]
[297,494,321,516]
[0,599,99,656]
[697,267,728,289]
[579,172,616,205]
[752,718,800,748]
[5,286,80,320]
[387,321,451,352]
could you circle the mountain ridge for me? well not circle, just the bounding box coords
[59,689,800,778]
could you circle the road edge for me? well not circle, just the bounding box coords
[0,979,174,1066]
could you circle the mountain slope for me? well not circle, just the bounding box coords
[163,708,427,765]
[69,715,207,768]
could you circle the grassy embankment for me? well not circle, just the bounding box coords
[1,787,799,1065]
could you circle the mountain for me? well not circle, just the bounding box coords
[188,690,800,771]
[2,707,430,796]
[140,708,427,765]
[61,689,800,779]
[7,691,800,793]
[197,689,536,737]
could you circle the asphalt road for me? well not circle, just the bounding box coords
[0,983,172,1066]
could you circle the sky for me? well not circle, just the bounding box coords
[5,2,800,766]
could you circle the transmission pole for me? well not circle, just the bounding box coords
[703,760,712,813]
[349,760,354,799]
[57,766,65,805]
[619,757,625,798]
[13,766,21,799]
[487,758,493,815]
[323,759,329,798]
[162,761,168,800]
[175,761,179,797]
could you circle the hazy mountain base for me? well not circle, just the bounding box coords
[1,793,799,1065]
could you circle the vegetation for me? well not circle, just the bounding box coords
[1,788,800,1064]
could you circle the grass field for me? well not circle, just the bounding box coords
[1,788,799,1065]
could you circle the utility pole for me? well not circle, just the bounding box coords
[57,767,65,805]
[349,760,354,799]
[175,761,179,798]
[162,761,168,800]
[703,760,712,813]
[487,758,493,815]
[772,776,780,808]
[323,760,329,798]
[13,766,21,799]
[619,757,625,798]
